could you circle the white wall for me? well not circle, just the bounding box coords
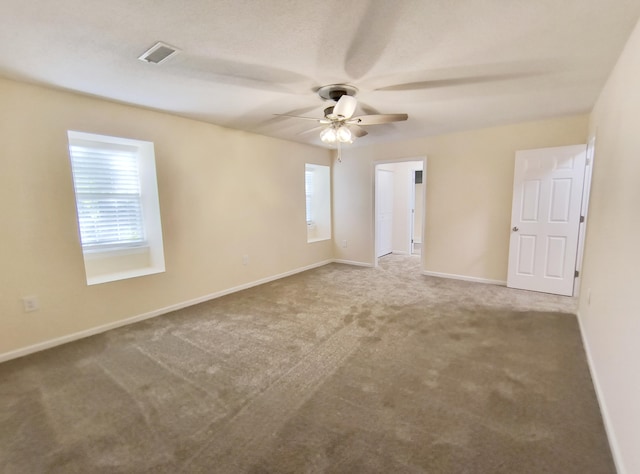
[0,77,332,357]
[579,17,640,474]
[333,115,588,281]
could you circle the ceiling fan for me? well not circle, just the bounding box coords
[276,84,408,159]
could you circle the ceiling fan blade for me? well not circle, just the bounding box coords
[166,55,311,93]
[348,124,368,138]
[273,114,329,123]
[343,2,404,80]
[374,73,531,92]
[333,95,357,119]
[297,125,327,136]
[349,114,408,125]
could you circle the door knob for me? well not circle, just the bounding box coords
[512,226,519,232]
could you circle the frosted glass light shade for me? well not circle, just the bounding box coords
[336,126,352,143]
[320,127,337,143]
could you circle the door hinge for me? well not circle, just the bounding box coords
[580,215,585,223]
[575,270,580,278]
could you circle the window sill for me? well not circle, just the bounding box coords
[83,245,149,260]
[307,237,331,244]
[86,265,164,286]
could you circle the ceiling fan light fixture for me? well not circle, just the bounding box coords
[320,124,353,144]
[281,84,407,147]
[320,126,337,144]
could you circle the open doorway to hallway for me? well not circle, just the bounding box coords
[374,158,426,267]
[411,169,424,256]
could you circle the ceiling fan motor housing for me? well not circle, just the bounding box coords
[317,84,358,102]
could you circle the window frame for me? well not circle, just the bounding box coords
[305,166,314,226]
[304,163,331,243]
[67,131,165,285]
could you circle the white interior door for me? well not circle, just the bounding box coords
[409,170,416,254]
[507,145,586,296]
[376,168,394,258]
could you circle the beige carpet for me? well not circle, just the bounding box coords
[0,255,614,473]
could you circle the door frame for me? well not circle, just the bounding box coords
[372,156,427,268]
[573,134,596,296]
[409,168,423,255]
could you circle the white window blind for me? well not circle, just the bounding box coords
[68,142,146,249]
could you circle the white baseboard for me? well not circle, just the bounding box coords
[422,270,506,286]
[331,259,374,267]
[577,311,626,474]
[0,259,333,364]
[391,250,409,255]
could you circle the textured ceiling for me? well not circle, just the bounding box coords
[1,0,639,148]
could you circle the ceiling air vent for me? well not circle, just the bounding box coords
[138,42,180,64]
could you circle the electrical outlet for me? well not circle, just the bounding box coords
[342,240,348,248]
[22,296,39,312]
[242,255,249,265]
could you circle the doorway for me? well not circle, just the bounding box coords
[410,169,424,255]
[375,168,394,258]
[374,158,426,266]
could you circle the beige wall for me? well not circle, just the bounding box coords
[579,18,640,474]
[333,115,588,280]
[0,77,332,356]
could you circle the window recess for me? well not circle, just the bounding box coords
[67,131,165,285]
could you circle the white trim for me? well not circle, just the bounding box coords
[577,311,626,474]
[0,259,333,364]
[331,259,374,267]
[422,270,506,286]
[391,250,409,255]
[574,136,596,297]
